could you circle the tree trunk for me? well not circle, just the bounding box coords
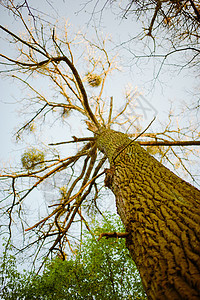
[96,128,200,300]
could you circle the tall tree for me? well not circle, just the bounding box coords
[97,128,200,299]
[0,1,200,299]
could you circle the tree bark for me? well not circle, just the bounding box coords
[96,128,200,300]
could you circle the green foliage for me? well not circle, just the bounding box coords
[74,213,146,299]
[0,214,146,299]
[0,252,39,300]
[21,148,45,171]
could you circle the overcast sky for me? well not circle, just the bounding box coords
[0,0,198,176]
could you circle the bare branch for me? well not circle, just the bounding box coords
[139,140,200,146]
[0,25,47,58]
[107,96,113,126]
[97,232,130,241]
[49,136,95,146]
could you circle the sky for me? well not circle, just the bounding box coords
[0,0,196,162]
[0,0,199,185]
[0,2,199,187]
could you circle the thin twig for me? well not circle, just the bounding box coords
[49,136,94,146]
[16,103,48,136]
[25,169,105,231]
[113,117,156,163]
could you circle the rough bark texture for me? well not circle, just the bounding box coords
[96,128,200,300]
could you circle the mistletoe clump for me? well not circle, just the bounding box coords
[86,73,102,87]
[21,148,45,171]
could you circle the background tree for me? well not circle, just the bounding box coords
[0,1,200,299]
[101,0,200,44]
[88,0,200,107]
[0,214,146,300]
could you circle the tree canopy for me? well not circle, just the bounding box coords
[89,1,200,70]
[87,0,200,109]
[0,0,199,261]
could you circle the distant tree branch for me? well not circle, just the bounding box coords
[147,1,161,37]
[139,140,200,146]
[49,137,200,147]
[189,0,200,22]
[0,25,100,129]
[0,25,47,57]
[49,136,95,146]
[16,103,48,137]
[97,232,130,241]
